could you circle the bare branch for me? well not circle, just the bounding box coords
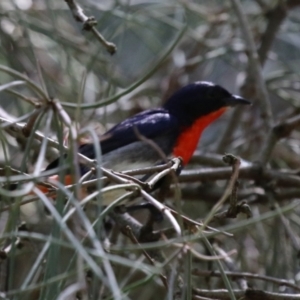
[64,0,117,54]
[259,114,300,164]
[230,0,273,129]
[192,269,300,292]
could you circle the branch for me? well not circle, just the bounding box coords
[0,115,95,169]
[179,186,300,204]
[213,243,248,290]
[193,288,300,300]
[124,225,168,290]
[180,164,300,188]
[201,154,242,227]
[258,0,300,65]
[192,269,300,292]
[258,114,300,164]
[64,0,117,55]
[101,168,182,236]
[230,0,273,130]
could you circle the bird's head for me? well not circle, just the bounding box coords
[163,81,251,128]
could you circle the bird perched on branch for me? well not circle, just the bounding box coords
[42,81,251,204]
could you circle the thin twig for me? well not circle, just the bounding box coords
[0,115,95,169]
[202,154,242,226]
[180,164,300,188]
[230,0,273,130]
[192,269,300,292]
[258,114,300,164]
[22,107,46,137]
[125,226,169,290]
[213,243,248,290]
[193,288,300,300]
[101,168,182,236]
[64,0,117,54]
[258,0,300,65]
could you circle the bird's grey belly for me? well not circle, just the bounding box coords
[101,137,175,171]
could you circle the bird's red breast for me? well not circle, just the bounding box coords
[173,107,227,165]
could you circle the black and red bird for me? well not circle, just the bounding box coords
[43,81,250,202]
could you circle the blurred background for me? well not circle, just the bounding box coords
[1,0,300,299]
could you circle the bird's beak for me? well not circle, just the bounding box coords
[224,95,252,106]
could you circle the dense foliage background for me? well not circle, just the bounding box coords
[1,0,300,299]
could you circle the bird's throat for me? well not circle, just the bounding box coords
[173,107,227,165]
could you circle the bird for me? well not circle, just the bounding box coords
[41,81,251,204]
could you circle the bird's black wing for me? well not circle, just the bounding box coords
[45,109,178,171]
[79,108,178,158]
